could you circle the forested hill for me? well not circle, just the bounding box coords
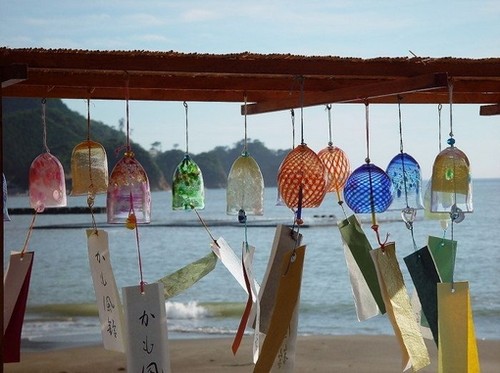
[2,98,289,192]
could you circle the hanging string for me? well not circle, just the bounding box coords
[41,99,50,153]
[183,101,189,155]
[448,79,454,141]
[86,98,98,233]
[193,208,219,247]
[20,212,38,258]
[364,102,371,164]
[397,97,418,250]
[326,104,333,146]
[299,76,305,145]
[125,74,131,153]
[290,109,295,149]
[243,95,248,155]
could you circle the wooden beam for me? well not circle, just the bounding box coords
[244,73,449,115]
[0,64,28,88]
[479,103,500,116]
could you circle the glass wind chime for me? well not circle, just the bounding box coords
[277,78,328,224]
[70,98,109,197]
[430,80,473,223]
[107,96,151,225]
[343,103,393,242]
[172,102,205,210]
[386,98,423,248]
[317,104,351,216]
[423,104,451,230]
[29,99,67,213]
[226,96,264,219]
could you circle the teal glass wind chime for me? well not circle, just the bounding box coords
[172,101,205,210]
[386,97,423,248]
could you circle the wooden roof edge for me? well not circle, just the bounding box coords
[2,46,500,64]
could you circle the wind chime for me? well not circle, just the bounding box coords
[29,98,67,213]
[5,98,65,362]
[317,104,351,216]
[428,79,479,372]
[343,103,393,244]
[385,97,423,248]
[424,103,452,232]
[71,98,109,228]
[277,78,328,225]
[71,98,109,197]
[226,95,264,219]
[107,93,151,225]
[172,101,205,210]
[430,80,473,222]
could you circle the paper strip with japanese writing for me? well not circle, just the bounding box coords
[87,229,125,352]
[123,282,171,373]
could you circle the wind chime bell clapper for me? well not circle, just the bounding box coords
[107,150,151,224]
[430,137,473,220]
[70,140,109,196]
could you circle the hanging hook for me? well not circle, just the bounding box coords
[325,104,333,146]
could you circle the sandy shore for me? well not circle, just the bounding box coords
[4,335,500,372]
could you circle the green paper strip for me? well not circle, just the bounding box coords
[427,236,457,283]
[158,251,217,299]
[404,246,441,346]
[338,214,385,314]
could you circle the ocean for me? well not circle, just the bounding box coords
[3,180,500,348]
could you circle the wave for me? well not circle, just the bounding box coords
[26,301,245,319]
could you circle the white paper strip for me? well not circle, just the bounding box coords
[211,237,260,294]
[342,240,381,321]
[123,282,171,373]
[242,244,260,363]
[87,229,125,352]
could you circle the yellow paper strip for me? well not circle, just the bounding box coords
[437,282,480,373]
[371,243,430,372]
[254,245,306,373]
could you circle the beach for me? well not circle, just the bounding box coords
[5,335,500,372]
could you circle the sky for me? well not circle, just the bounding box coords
[1,0,499,179]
